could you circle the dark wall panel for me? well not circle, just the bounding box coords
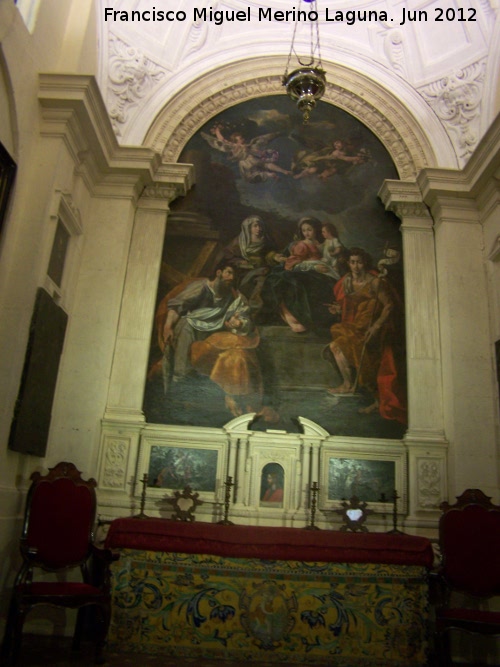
[9,288,68,456]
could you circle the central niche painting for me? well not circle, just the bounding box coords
[143,96,407,438]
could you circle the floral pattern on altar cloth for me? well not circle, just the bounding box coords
[108,549,429,665]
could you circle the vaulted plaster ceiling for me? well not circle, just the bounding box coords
[97,0,499,167]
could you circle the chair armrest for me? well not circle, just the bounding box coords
[89,544,120,590]
[91,544,120,564]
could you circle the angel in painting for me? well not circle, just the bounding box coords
[293,139,370,180]
[201,123,292,182]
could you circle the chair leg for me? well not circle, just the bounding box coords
[1,597,17,664]
[72,607,86,652]
[1,596,29,666]
[435,628,453,667]
[94,602,111,665]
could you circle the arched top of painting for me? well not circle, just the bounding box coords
[169,94,402,257]
[167,94,412,180]
[147,60,442,178]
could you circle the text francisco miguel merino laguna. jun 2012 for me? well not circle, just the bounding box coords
[104,5,478,26]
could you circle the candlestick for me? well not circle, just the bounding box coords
[134,473,150,519]
[305,481,320,530]
[387,489,404,534]
[217,475,235,525]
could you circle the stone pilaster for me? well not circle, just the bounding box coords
[379,180,448,524]
[98,180,192,515]
[104,184,177,422]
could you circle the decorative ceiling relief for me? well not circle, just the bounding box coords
[107,33,167,136]
[184,4,212,59]
[418,60,486,166]
[96,1,497,165]
[383,30,408,79]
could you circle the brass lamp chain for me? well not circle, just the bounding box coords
[284,12,301,78]
[284,0,323,77]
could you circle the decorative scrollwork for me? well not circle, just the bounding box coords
[383,30,408,78]
[418,60,486,165]
[417,459,442,509]
[107,33,167,136]
[102,438,128,488]
[166,485,203,521]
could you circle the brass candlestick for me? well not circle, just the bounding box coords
[134,473,150,519]
[305,481,320,530]
[217,475,234,525]
[387,489,404,534]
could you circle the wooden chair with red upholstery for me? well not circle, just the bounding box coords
[1,461,117,665]
[433,488,500,665]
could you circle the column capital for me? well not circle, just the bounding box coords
[137,184,176,212]
[378,179,432,223]
[139,162,194,209]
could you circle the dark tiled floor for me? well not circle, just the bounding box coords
[14,634,283,667]
[13,634,497,667]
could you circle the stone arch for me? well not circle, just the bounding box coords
[144,56,457,178]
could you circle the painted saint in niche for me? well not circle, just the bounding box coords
[260,463,284,507]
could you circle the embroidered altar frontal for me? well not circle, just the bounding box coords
[109,549,429,665]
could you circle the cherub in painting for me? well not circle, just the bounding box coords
[202,122,291,182]
[293,139,370,180]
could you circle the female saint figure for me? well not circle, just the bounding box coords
[260,217,337,332]
[222,216,284,315]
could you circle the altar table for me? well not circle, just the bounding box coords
[105,518,434,666]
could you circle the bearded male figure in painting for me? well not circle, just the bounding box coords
[160,264,262,416]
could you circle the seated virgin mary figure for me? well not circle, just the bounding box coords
[259,216,338,333]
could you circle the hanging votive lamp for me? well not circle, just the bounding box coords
[282,0,326,124]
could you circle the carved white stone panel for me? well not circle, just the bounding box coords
[417,458,443,510]
[100,435,131,490]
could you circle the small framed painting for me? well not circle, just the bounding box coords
[137,433,226,501]
[320,442,407,511]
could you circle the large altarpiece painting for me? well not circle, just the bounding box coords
[143,96,407,439]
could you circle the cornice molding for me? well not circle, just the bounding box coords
[428,197,481,226]
[144,57,445,180]
[38,74,193,202]
[378,179,423,204]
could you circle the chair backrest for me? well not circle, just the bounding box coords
[439,488,500,598]
[21,461,97,571]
